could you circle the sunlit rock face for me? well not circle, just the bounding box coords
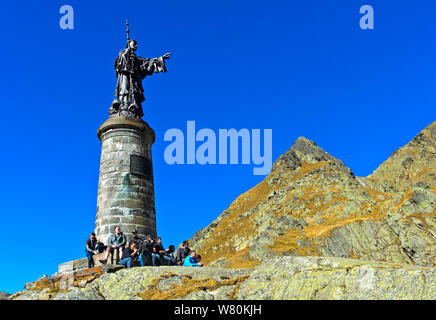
[367,120,436,193]
[190,121,436,269]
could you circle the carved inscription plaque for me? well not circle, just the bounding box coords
[130,154,152,179]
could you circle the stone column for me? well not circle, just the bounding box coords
[95,116,157,244]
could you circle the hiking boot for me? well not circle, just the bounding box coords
[99,259,107,265]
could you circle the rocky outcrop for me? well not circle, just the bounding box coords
[0,291,11,300]
[238,256,434,300]
[9,257,435,300]
[10,265,250,300]
[189,121,436,268]
[9,265,124,300]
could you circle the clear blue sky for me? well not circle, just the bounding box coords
[0,0,435,293]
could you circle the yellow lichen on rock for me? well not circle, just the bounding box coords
[140,274,249,300]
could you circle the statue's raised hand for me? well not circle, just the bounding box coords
[162,52,171,60]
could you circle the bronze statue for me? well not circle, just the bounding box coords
[109,20,171,118]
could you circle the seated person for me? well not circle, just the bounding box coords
[128,229,143,252]
[176,240,191,266]
[85,232,103,268]
[129,229,143,266]
[152,237,165,266]
[141,235,154,266]
[99,226,126,264]
[183,250,203,267]
[162,245,176,266]
[120,242,139,268]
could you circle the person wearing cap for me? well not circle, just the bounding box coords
[85,232,103,268]
[128,229,143,266]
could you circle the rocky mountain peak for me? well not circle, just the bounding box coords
[368,121,436,193]
[270,136,353,180]
[291,137,336,163]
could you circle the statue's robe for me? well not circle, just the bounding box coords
[114,48,167,117]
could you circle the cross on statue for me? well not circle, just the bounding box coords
[109,20,171,118]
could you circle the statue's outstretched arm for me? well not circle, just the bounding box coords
[161,52,171,60]
[139,53,170,75]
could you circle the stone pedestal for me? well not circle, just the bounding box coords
[95,116,157,244]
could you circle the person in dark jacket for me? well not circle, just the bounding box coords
[162,245,176,266]
[152,237,165,266]
[120,242,139,268]
[128,229,143,266]
[99,226,126,264]
[141,235,154,266]
[128,229,143,253]
[85,232,103,268]
[176,240,191,266]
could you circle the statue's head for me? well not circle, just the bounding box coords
[126,39,138,51]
